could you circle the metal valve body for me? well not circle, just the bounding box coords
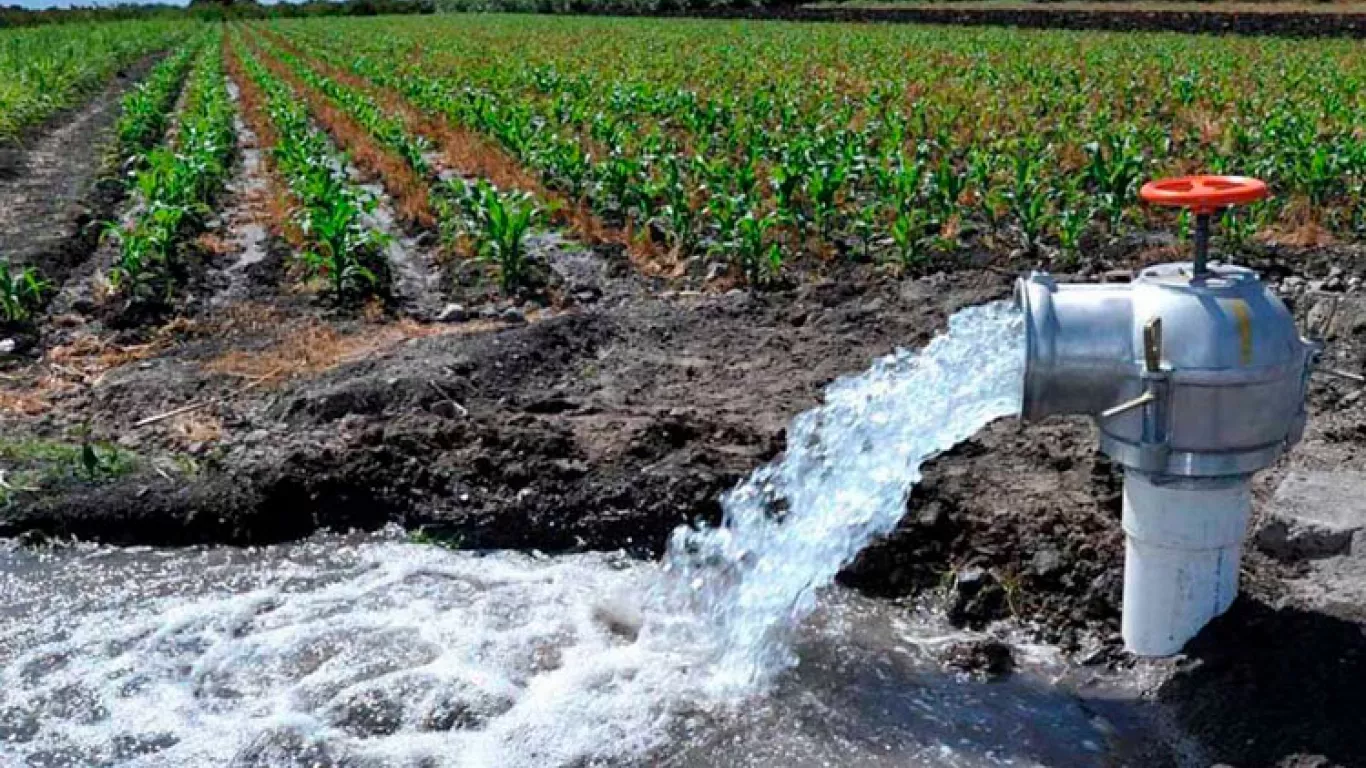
[1016,263,1315,477]
[1016,262,1318,655]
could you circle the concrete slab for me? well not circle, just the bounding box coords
[1255,471,1366,560]
[1303,294,1366,341]
[1273,471,1366,532]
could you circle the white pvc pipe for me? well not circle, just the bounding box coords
[1121,471,1251,656]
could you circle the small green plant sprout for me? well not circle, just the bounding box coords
[734,210,782,287]
[475,183,538,293]
[0,259,49,322]
[890,208,931,269]
[1007,149,1052,255]
[1053,184,1094,270]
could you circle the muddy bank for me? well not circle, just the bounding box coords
[0,268,1008,546]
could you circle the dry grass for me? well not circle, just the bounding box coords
[169,412,224,446]
[0,327,184,416]
[0,390,50,416]
[203,317,504,384]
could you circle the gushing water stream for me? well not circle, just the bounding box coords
[0,303,1163,767]
[654,301,1025,690]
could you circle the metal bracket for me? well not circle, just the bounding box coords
[1100,317,1171,471]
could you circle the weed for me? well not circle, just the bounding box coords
[0,260,49,322]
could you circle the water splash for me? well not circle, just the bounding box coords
[0,301,1027,768]
[652,300,1025,690]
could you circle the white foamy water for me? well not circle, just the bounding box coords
[655,300,1025,689]
[0,302,1066,768]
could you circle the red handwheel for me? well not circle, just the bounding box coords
[1139,175,1268,214]
[1139,175,1270,278]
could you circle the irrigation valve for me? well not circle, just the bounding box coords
[1014,176,1319,656]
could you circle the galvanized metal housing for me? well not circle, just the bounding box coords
[1015,262,1317,477]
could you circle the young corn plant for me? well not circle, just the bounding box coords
[108,37,235,300]
[806,160,849,240]
[1007,151,1052,254]
[734,210,782,287]
[0,259,49,323]
[474,183,538,293]
[114,44,197,168]
[1083,133,1147,232]
[889,208,932,270]
[237,39,391,301]
[436,178,540,293]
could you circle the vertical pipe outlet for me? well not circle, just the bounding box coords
[1121,472,1251,656]
[1015,265,1315,656]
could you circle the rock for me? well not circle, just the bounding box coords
[111,732,178,760]
[0,706,39,743]
[948,567,1004,628]
[954,566,988,592]
[0,338,15,354]
[942,638,1014,678]
[899,280,931,303]
[229,726,359,768]
[914,501,945,527]
[1082,570,1121,619]
[1030,547,1064,577]
[430,400,460,420]
[592,598,643,642]
[1304,295,1366,340]
[501,307,526,324]
[436,303,467,323]
[324,686,406,737]
[418,679,515,732]
[1255,471,1366,560]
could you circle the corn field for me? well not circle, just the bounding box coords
[4,13,1366,319]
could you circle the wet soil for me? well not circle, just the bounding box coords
[4,61,1366,768]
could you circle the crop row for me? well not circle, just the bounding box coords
[113,42,198,166]
[273,16,1366,282]
[249,29,550,294]
[229,32,391,299]
[109,31,237,299]
[0,20,193,143]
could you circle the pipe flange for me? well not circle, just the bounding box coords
[1099,433,1288,477]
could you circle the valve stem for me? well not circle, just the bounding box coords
[1193,212,1211,278]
